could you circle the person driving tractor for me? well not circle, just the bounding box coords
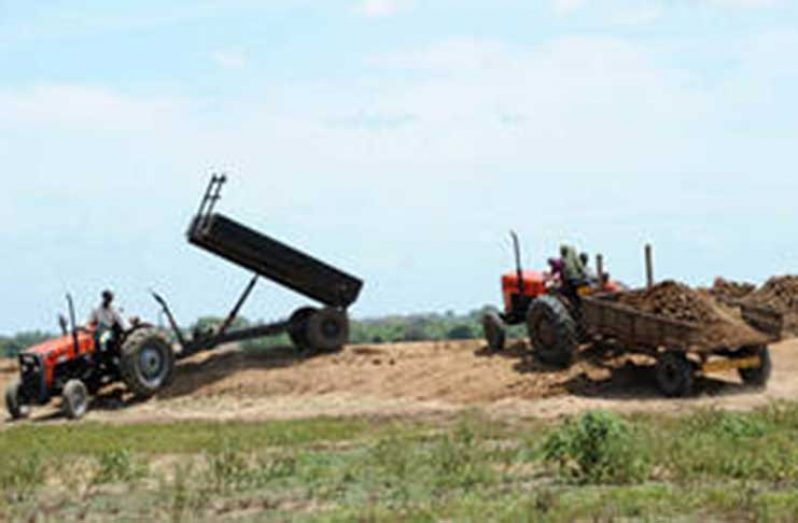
[87,290,127,352]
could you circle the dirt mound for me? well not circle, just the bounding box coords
[708,278,756,305]
[744,276,798,335]
[618,281,767,349]
[618,281,723,324]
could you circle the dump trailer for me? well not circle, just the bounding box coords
[155,175,364,357]
[527,290,782,397]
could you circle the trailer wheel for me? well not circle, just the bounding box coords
[482,310,506,352]
[738,345,771,388]
[120,328,175,399]
[527,295,578,367]
[5,379,30,420]
[656,352,694,397]
[288,307,318,351]
[306,308,349,353]
[62,379,89,420]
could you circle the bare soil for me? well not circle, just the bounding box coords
[4,336,798,427]
[743,275,798,335]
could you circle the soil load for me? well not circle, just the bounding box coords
[743,276,798,335]
[617,281,769,349]
[708,278,756,305]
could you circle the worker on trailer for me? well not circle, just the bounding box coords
[559,245,589,299]
[88,290,127,351]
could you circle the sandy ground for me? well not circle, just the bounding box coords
[2,338,798,426]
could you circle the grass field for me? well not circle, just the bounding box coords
[3,404,798,522]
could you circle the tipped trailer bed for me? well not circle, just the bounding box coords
[155,176,364,358]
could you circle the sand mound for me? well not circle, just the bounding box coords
[618,281,767,349]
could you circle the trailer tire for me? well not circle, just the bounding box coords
[120,328,175,399]
[5,379,29,420]
[306,308,349,353]
[656,352,694,397]
[738,345,771,388]
[527,295,577,367]
[288,307,318,351]
[482,311,506,352]
[62,379,89,420]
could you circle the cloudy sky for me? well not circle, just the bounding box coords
[1,0,797,332]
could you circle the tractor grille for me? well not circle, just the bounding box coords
[18,354,44,400]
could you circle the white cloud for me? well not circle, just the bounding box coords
[612,5,664,25]
[211,48,248,70]
[354,0,412,18]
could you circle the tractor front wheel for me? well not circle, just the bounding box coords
[120,328,176,399]
[5,379,30,420]
[305,308,350,353]
[482,311,506,352]
[527,295,578,367]
[62,379,89,420]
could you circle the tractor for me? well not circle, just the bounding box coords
[5,296,174,420]
[481,233,618,365]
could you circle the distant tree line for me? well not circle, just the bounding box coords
[1,307,516,357]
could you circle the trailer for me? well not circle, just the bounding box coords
[155,175,364,358]
[528,290,783,397]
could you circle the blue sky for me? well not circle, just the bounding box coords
[1,0,797,332]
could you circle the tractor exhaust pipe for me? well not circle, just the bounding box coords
[66,294,80,355]
[510,231,524,296]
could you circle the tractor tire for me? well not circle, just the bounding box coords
[738,345,772,388]
[62,379,89,420]
[527,295,578,367]
[288,307,318,351]
[305,308,350,353]
[655,352,694,397]
[119,327,176,399]
[482,310,506,352]
[5,379,29,420]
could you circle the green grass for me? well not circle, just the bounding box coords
[3,405,798,521]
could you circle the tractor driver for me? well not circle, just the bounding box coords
[88,290,127,352]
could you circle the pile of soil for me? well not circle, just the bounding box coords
[618,281,722,324]
[618,281,767,349]
[708,278,756,305]
[743,276,798,335]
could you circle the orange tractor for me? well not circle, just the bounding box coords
[482,233,618,366]
[5,296,174,420]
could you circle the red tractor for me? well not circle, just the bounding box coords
[5,296,175,420]
[482,233,619,365]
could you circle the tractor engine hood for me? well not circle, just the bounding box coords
[23,331,94,361]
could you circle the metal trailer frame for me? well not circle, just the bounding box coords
[154,175,364,358]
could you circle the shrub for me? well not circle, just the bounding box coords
[542,410,650,485]
[94,448,145,484]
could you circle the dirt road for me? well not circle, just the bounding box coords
[2,338,798,426]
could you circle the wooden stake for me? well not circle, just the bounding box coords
[596,254,605,287]
[645,244,654,289]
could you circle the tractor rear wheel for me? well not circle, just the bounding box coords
[288,307,318,351]
[527,295,578,367]
[482,310,506,352]
[305,308,350,353]
[120,328,176,399]
[5,379,30,420]
[738,345,771,388]
[656,352,694,397]
[62,379,89,420]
